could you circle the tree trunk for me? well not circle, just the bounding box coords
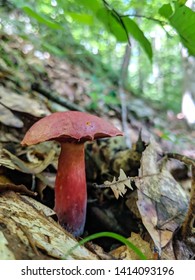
[181,0,195,125]
[119,44,131,148]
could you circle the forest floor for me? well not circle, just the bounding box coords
[0,32,194,260]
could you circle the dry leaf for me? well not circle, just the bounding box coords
[104,169,133,199]
[0,104,23,128]
[0,85,50,120]
[135,141,189,252]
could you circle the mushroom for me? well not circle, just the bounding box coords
[21,111,123,236]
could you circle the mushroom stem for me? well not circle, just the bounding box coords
[54,142,87,236]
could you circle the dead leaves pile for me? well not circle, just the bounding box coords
[105,139,192,259]
[0,136,194,260]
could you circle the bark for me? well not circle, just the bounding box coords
[0,191,98,260]
[181,49,195,124]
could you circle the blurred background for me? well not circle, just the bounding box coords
[0,0,195,152]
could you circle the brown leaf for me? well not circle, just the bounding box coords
[135,141,189,252]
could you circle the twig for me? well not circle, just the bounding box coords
[182,165,195,238]
[121,13,171,38]
[166,152,195,166]
[121,13,166,25]
[118,44,131,148]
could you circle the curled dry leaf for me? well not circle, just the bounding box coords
[0,191,99,260]
[135,140,189,252]
[104,169,133,199]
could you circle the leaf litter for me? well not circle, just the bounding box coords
[104,138,189,257]
[0,33,194,259]
[135,140,188,253]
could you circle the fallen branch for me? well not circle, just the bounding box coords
[0,191,98,260]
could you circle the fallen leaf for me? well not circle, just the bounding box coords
[104,169,133,199]
[0,104,23,128]
[0,85,50,120]
[135,140,189,252]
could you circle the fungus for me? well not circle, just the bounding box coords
[21,111,123,236]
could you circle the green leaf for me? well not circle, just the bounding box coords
[159,4,195,56]
[124,17,153,62]
[177,0,187,6]
[68,12,94,25]
[77,0,101,12]
[22,6,63,29]
[96,9,152,62]
[96,8,126,41]
[158,3,173,19]
[171,5,195,55]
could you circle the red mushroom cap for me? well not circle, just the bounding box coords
[21,111,123,145]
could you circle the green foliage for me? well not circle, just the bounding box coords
[1,0,195,113]
[177,0,188,6]
[159,2,195,55]
[22,6,63,29]
[159,3,173,18]
[123,17,152,62]
[77,0,153,62]
[77,0,102,12]
[10,0,152,62]
[67,12,94,25]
